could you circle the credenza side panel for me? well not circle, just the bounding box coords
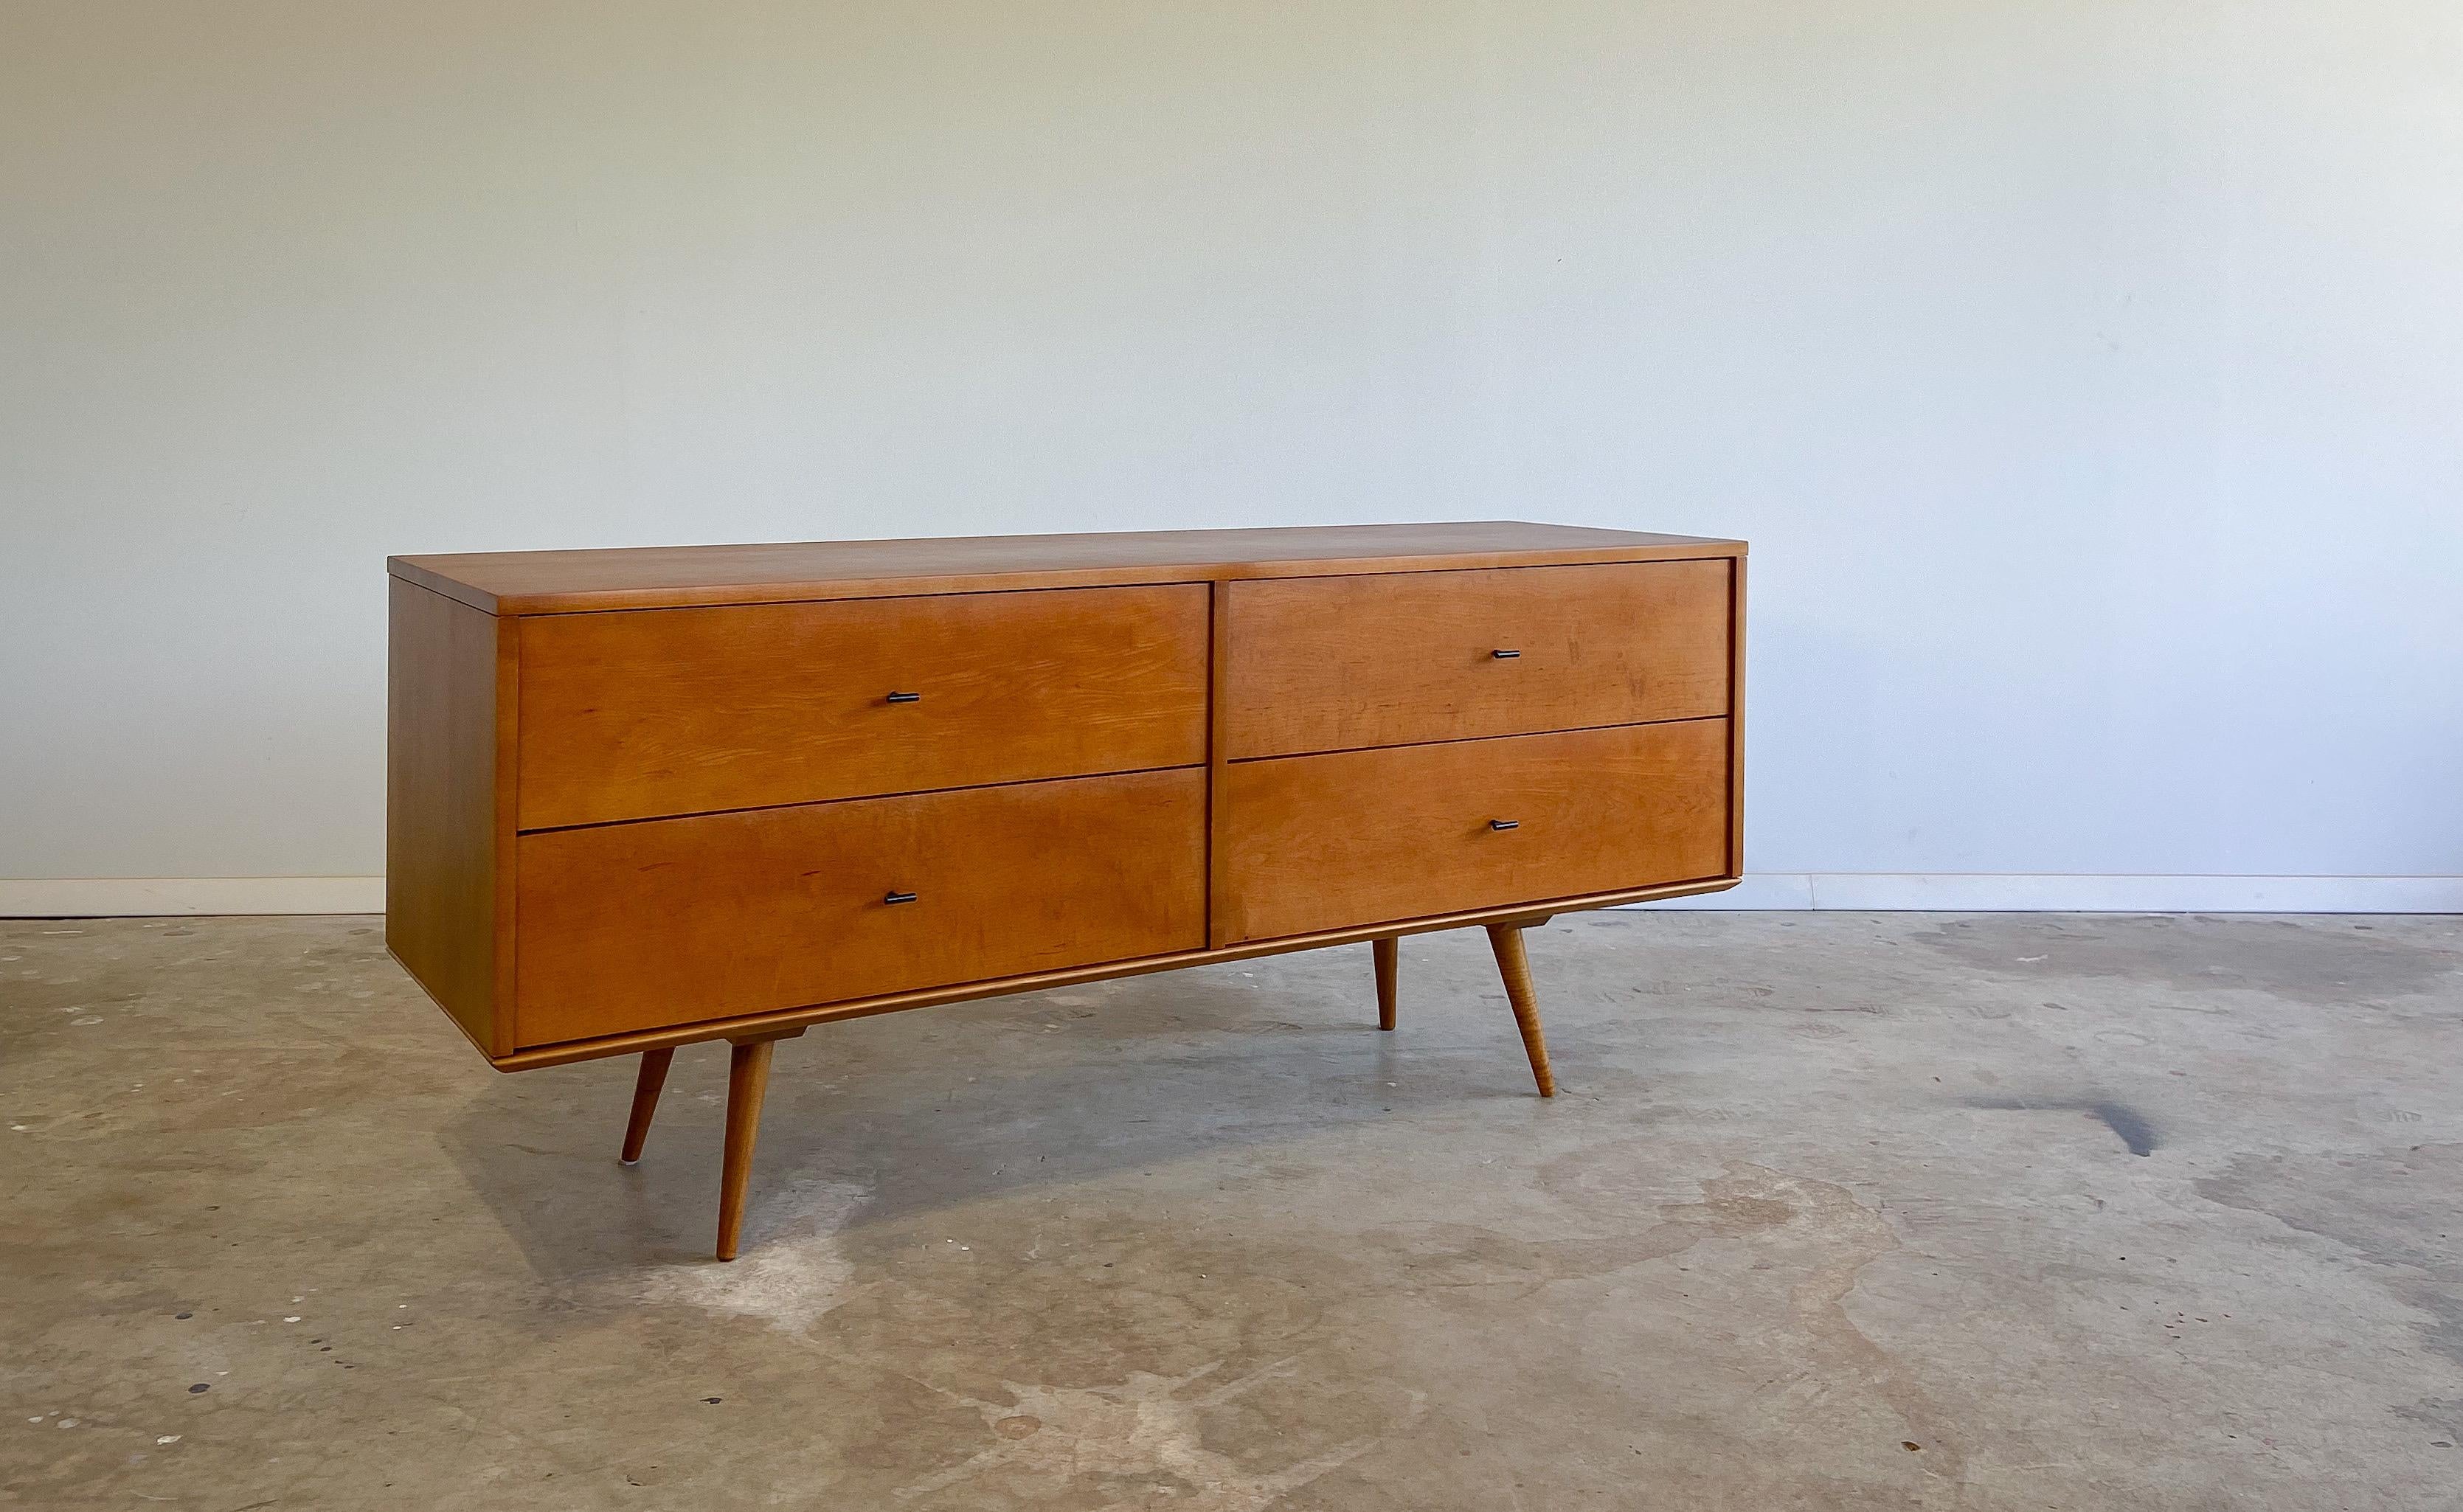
[1726,553,1747,881]
[386,578,504,1050]
[512,768,1208,1048]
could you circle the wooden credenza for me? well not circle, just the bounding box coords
[388,522,1745,1258]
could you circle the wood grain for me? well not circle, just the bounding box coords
[619,1047,673,1164]
[384,522,1748,1074]
[1726,553,1747,879]
[1485,924,1556,1097]
[716,1038,775,1262]
[389,521,1746,615]
[1222,560,1733,759]
[1213,720,1731,944]
[516,584,1208,830]
[1205,579,1235,948]
[1373,937,1399,1032]
[492,873,1741,1069]
[513,769,1208,1047]
[384,578,505,1051]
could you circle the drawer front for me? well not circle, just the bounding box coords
[1214,721,1730,944]
[1222,560,1731,759]
[517,584,1209,830]
[513,769,1206,1047]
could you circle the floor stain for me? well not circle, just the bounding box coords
[637,1178,872,1334]
[1517,1154,1967,1484]
[1750,1163,1968,1488]
[1911,915,2463,1007]
[1967,1095,2158,1156]
[2197,1145,2463,1369]
[893,1356,1424,1509]
[2394,1395,2463,1441]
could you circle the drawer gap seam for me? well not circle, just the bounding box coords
[1226,712,1730,766]
[517,759,1209,835]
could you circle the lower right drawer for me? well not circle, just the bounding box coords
[1213,720,1731,945]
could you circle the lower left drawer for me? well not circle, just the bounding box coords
[510,767,1207,1048]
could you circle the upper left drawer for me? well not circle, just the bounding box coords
[515,583,1210,830]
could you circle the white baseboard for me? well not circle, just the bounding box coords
[1631,873,2463,914]
[0,877,387,918]
[2,872,2456,919]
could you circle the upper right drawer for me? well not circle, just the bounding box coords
[1222,558,1733,760]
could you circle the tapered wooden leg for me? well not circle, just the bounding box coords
[715,1038,778,1262]
[1484,923,1556,1097]
[618,1047,675,1164]
[1372,937,1399,1031]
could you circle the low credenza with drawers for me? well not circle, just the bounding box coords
[387,522,1746,1259]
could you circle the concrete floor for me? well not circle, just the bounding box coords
[3,912,2459,1510]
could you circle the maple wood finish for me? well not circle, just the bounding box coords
[516,769,1208,1045]
[1485,924,1557,1097]
[1213,719,1731,945]
[385,579,513,1055]
[518,584,1208,829]
[387,521,1745,1260]
[1373,938,1399,1032]
[717,1033,792,1263]
[392,521,1743,616]
[619,1047,673,1165]
[1223,560,1731,759]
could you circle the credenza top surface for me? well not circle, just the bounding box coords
[389,520,1747,615]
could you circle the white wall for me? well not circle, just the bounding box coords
[4,1,2459,912]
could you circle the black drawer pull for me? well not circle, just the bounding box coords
[884,690,922,704]
[1489,819,1520,831]
[1490,648,1521,659]
[883,891,918,905]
